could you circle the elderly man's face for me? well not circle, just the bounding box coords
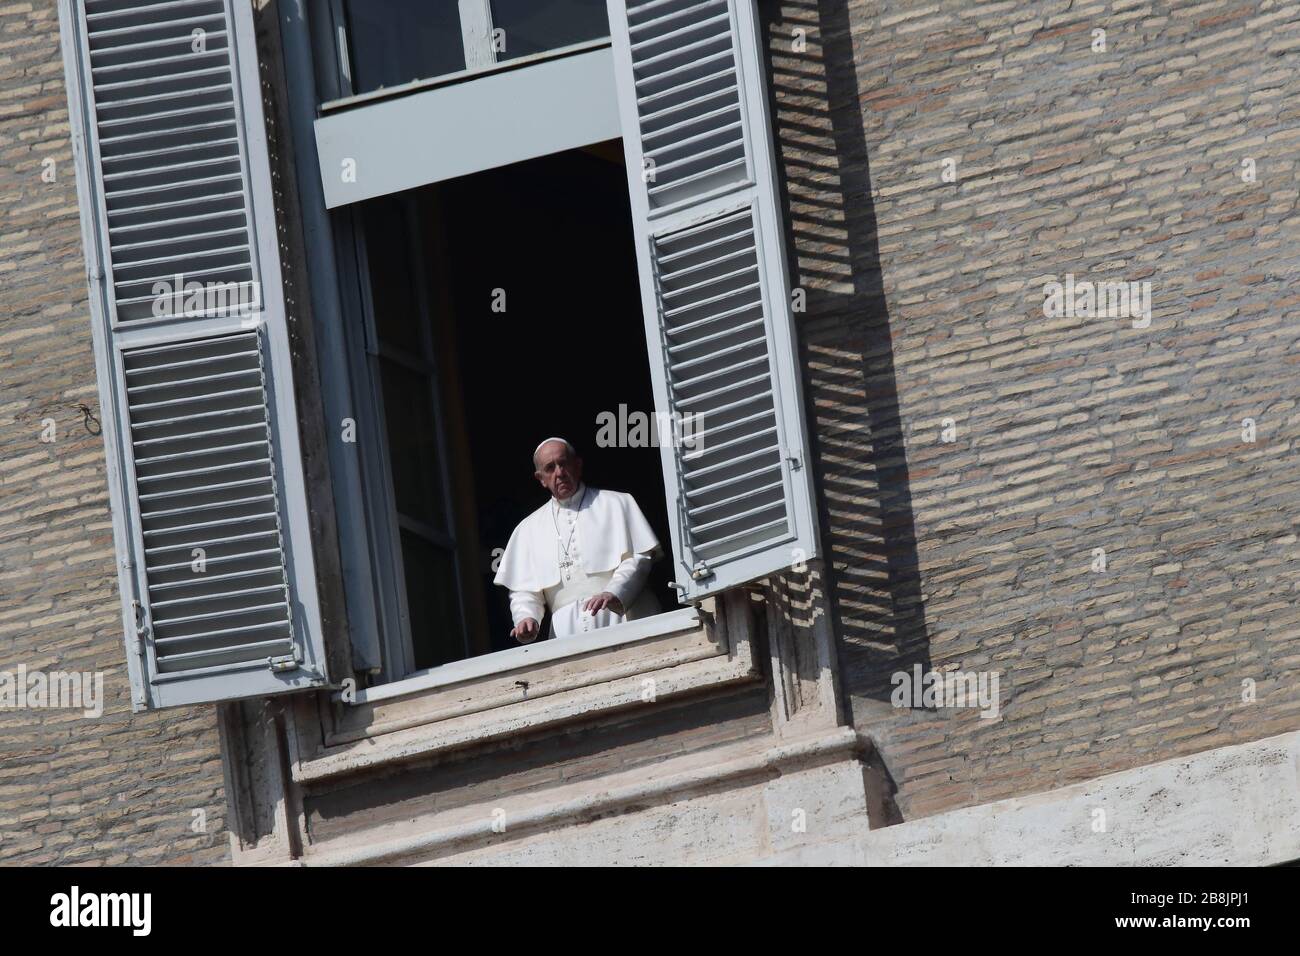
[534,441,583,500]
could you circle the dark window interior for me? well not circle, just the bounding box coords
[341,0,612,97]
[356,142,675,672]
[490,0,610,60]
[343,0,465,95]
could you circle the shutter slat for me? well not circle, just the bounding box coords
[99,119,236,146]
[88,29,229,59]
[668,335,765,375]
[140,491,276,522]
[684,406,773,445]
[662,296,761,337]
[635,48,732,95]
[662,281,761,319]
[111,206,245,235]
[660,258,756,298]
[150,548,281,574]
[647,157,746,198]
[629,0,725,36]
[95,70,231,95]
[674,370,769,410]
[630,11,731,53]
[153,600,288,629]
[133,421,262,446]
[94,99,234,131]
[670,353,769,390]
[135,440,266,466]
[631,23,730,73]
[646,122,745,168]
[637,63,734,110]
[115,226,247,255]
[86,13,224,42]
[92,47,229,76]
[154,638,293,670]
[666,316,763,353]
[103,153,240,183]
[151,584,287,611]
[85,0,222,22]
[149,566,282,592]
[137,475,271,503]
[694,516,786,551]
[683,423,778,461]
[103,136,240,167]
[643,102,740,146]
[127,403,266,431]
[683,443,779,481]
[136,457,268,485]
[153,622,290,648]
[145,530,279,561]
[127,384,262,414]
[127,366,256,393]
[683,460,782,500]
[690,498,784,535]
[687,478,783,518]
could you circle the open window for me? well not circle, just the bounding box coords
[58,0,820,708]
[343,143,677,681]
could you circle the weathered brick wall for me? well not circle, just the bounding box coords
[0,0,229,864]
[766,0,1300,819]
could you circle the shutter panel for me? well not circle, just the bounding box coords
[607,0,819,602]
[58,0,329,709]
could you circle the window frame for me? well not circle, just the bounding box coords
[279,0,816,710]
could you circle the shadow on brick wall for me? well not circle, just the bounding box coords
[759,0,931,717]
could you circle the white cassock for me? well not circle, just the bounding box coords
[493,483,661,639]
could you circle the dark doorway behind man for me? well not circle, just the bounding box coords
[418,142,676,653]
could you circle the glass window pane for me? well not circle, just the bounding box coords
[400,531,464,669]
[361,198,423,354]
[490,0,609,61]
[344,0,466,95]
[378,357,448,532]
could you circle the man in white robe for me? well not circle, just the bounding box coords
[494,438,661,643]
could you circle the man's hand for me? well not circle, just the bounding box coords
[511,617,540,643]
[583,592,625,615]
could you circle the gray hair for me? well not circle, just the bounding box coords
[532,437,576,469]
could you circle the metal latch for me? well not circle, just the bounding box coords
[690,561,712,581]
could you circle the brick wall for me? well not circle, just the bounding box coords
[0,0,229,864]
[766,0,1300,819]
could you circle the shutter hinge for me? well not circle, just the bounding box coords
[130,599,149,653]
[268,654,300,673]
[786,453,803,471]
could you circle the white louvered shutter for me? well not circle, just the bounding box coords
[57,0,329,709]
[607,0,820,602]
